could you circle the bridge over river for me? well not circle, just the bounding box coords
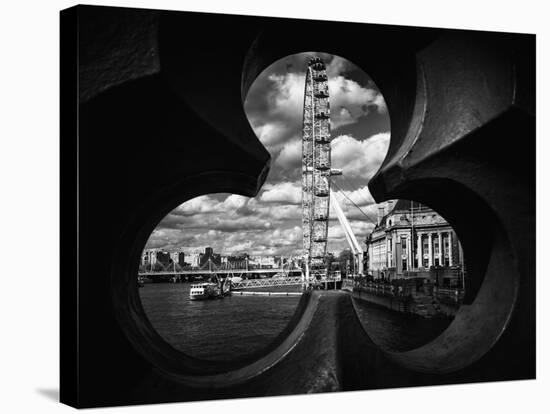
[138,268,341,290]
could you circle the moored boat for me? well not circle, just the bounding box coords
[189,283,221,300]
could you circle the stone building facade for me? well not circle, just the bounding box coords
[365,200,464,284]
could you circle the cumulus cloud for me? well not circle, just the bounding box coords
[260,181,301,204]
[331,132,390,180]
[326,55,351,78]
[243,53,389,186]
[173,194,250,217]
[329,76,387,130]
[145,53,391,257]
[222,194,249,210]
[252,121,295,154]
[266,72,305,122]
[275,138,302,170]
[332,185,375,207]
[174,196,218,216]
[146,191,305,256]
[211,217,271,233]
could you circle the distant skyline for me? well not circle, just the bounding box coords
[145,53,390,256]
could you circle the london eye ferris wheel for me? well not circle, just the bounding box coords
[301,57,335,276]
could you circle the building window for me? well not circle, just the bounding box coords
[402,257,408,271]
[401,237,407,252]
[423,257,429,267]
[444,234,451,266]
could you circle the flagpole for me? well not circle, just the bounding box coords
[411,200,415,272]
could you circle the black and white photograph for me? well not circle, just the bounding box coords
[63,2,536,408]
[1,1,548,413]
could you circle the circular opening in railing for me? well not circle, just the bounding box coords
[349,199,467,352]
[138,193,305,362]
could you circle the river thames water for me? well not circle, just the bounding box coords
[139,283,451,361]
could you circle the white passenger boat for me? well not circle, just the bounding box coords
[189,283,221,300]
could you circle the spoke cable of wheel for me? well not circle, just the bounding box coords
[331,180,378,227]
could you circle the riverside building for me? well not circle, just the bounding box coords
[365,200,465,287]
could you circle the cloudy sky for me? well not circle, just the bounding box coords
[145,53,391,257]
